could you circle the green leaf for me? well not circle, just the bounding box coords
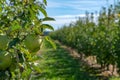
[22,68,32,78]
[40,24,54,31]
[11,25,21,31]
[42,17,55,21]
[45,36,56,50]
[0,6,2,12]
[43,0,47,5]
[39,7,47,17]
[29,7,35,19]
[10,21,21,31]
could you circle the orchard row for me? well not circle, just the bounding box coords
[50,4,120,73]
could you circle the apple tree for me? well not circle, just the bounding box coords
[0,0,55,79]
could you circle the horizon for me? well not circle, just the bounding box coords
[44,0,116,30]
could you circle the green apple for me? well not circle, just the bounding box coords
[0,51,12,70]
[24,34,42,53]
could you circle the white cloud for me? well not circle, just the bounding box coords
[54,14,86,19]
[45,0,112,30]
[44,14,99,30]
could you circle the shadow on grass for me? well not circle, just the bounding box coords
[37,43,107,80]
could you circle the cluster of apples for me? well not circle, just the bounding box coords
[0,33,42,71]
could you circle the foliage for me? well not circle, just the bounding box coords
[0,0,55,79]
[50,2,120,74]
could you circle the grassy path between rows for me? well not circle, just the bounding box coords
[35,41,119,80]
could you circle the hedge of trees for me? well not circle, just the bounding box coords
[50,3,120,74]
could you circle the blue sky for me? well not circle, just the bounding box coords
[44,0,115,30]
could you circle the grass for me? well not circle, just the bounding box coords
[31,40,99,80]
[31,40,120,80]
[109,77,120,80]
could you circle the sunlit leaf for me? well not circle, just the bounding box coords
[45,36,56,49]
[40,24,54,31]
[42,17,55,21]
[39,7,47,17]
[43,0,47,5]
[10,21,21,31]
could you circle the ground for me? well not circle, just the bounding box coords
[33,40,120,80]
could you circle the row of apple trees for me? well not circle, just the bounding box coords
[0,0,55,79]
[50,3,120,73]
